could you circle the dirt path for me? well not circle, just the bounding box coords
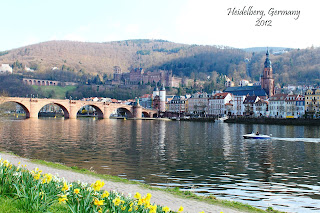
[1,152,248,213]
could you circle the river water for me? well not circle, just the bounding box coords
[0,117,320,212]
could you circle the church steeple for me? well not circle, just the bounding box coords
[264,48,272,68]
[261,48,275,97]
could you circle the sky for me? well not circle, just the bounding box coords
[0,0,319,51]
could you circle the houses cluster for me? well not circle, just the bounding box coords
[168,92,307,118]
[137,90,310,118]
[138,50,318,119]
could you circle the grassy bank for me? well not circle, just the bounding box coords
[0,196,68,213]
[29,158,282,213]
[0,151,284,213]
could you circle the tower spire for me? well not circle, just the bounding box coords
[261,48,274,97]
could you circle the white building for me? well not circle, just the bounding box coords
[152,87,159,100]
[225,76,234,87]
[167,96,187,114]
[233,95,246,116]
[269,94,288,118]
[187,92,210,116]
[253,99,268,117]
[239,80,252,87]
[208,92,233,116]
[243,95,260,116]
[296,96,305,118]
[0,64,13,74]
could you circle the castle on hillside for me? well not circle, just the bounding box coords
[112,66,183,88]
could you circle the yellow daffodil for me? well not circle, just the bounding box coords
[35,167,42,174]
[178,206,184,212]
[134,192,141,199]
[149,205,157,213]
[58,194,68,204]
[102,190,109,198]
[39,191,44,200]
[34,173,41,180]
[162,206,170,213]
[94,199,104,206]
[74,188,80,194]
[121,205,126,210]
[3,160,9,167]
[91,180,105,191]
[113,197,121,206]
[42,173,53,184]
[61,182,70,191]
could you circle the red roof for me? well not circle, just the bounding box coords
[111,99,118,103]
[212,92,230,99]
[141,94,152,98]
[269,94,288,101]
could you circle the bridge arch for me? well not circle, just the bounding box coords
[116,107,133,118]
[0,101,31,118]
[142,111,151,117]
[78,104,104,119]
[37,102,70,119]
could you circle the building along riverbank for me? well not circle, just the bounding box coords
[224,117,320,126]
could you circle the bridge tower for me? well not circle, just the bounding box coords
[132,97,142,118]
[159,85,166,112]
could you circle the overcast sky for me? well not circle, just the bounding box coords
[0,0,318,51]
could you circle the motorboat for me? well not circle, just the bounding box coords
[243,132,272,139]
[217,115,228,121]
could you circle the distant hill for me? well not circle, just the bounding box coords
[0,40,320,85]
[0,39,209,74]
[243,47,291,53]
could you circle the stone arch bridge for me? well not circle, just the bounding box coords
[0,97,157,119]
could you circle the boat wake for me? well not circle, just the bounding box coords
[272,137,320,143]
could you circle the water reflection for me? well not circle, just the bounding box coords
[0,118,320,212]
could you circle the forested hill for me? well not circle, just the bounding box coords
[0,40,246,76]
[0,39,319,85]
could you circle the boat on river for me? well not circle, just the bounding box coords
[243,132,271,139]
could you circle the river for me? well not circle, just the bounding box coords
[0,117,320,212]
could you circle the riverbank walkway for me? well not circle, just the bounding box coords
[1,152,247,213]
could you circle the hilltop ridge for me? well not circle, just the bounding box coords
[0,39,320,85]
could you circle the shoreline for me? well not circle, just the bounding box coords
[225,117,320,126]
[0,151,272,213]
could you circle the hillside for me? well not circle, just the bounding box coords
[0,40,320,85]
[0,40,248,77]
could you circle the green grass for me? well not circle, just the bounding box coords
[0,195,68,213]
[0,196,26,213]
[32,85,76,99]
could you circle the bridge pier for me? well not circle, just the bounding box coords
[103,106,111,119]
[28,99,42,118]
[69,102,79,119]
[132,105,142,119]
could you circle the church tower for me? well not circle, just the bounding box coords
[261,49,275,97]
